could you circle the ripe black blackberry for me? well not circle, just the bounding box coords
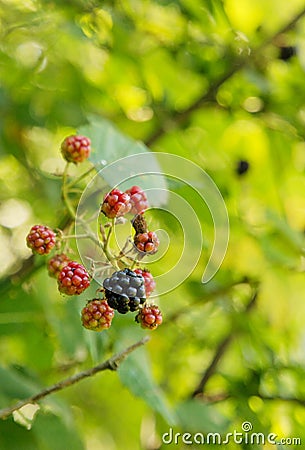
[103,268,146,314]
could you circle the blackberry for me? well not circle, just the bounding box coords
[101,188,131,219]
[26,225,56,255]
[103,268,146,314]
[58,261,91,295]
[47,253,70,278]
[61,135,91,164]
[81,299,114,331]
[125,186,148,215]
[135,304,163,330]
[134,231,159,254]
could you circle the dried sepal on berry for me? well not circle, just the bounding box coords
[81,298,114,331]
[135,304,163,330]
[26,225,56,255]
[61,135,91,164]
[132,213,148,234]
[58,261,90,295]
[101,189,131,219]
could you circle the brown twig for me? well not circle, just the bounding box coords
[0,336,150,420]
[191,289,258,398]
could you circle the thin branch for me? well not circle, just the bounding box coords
[0,336,150,420]
[197,392,305,409]
[145,6,305,147]
[191,289,258,398]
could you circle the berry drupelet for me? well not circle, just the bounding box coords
[103,268,146,314]
[81,299,114,331]
[61,135,91,164]
[101,189,131,219]
[26,225,56,255]
[58,261,90,295]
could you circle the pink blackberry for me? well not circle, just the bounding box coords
[134,269,156,297]
[135,304,163,330]
[101,188,131,219]
[26,225,56,255]
[125,186,148,215]
[81,299,114,331]
[58,261,90,295]
[61,135,91,164]
[134,231,159,254]
[47,253,70,278]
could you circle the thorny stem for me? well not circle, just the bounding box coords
[0,336,150,420]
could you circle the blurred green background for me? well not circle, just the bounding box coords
[1,0,305,449]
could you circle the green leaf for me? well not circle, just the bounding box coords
[118,346,176,426]
[175,400,229,433]
[32,411,85,450]
[0,365,42,406]
[0,417,39,450]
[78,114,167,203]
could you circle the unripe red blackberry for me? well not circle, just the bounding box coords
[101,188,131,219]
[135,304,162,330]
[26,225,56,255]
[103,268,146,314]
[58,261,90,295]
[61,135,91,164]
[134,269,156,297]
[134,231,159,254]
[47,253,71,278]
[125,186,148,215]
[81,299,114,331]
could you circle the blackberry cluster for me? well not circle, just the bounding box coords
[26,134,163,333]
[103,268,146,314]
